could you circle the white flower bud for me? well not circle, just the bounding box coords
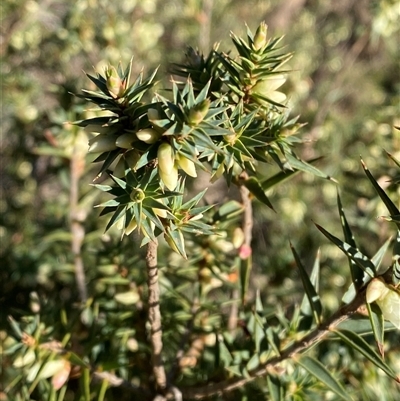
[136,128,161,144]
[88,134,118,153]
[367,278,400,329]
[177,154,197,177]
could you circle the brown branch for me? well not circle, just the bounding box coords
[181,288,367,400]
[146,239,168,392]
[228,173,254,331]
[70,136,87,303]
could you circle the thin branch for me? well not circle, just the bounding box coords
[181,288,367,399]
[146,239,168,391]
[70,137,88,303]
[228,172,254,331]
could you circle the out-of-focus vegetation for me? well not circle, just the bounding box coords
[1,1,399,400]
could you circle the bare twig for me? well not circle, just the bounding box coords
[146,239,168,391]
[228,173,253,331]
[181,288,367,399]
[70,137,88,303]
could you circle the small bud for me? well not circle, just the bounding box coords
[157,142,175,174]
[88,134,118,153]
[130,188,145,203]
[105,66,125,98]
[159,163,178,191]
[136,128,161,144]
[188,99,210,126]
[251,75,287,104]
[253,22,268,51]
[115,132,137,149]
[367,278,400,329]
[37,359,66,380]
[232,227,245,249]
[366,278,389,304]
[13,349,36,368]
[223,133,237,146]
[51,360,71,390]
[177,154,197,177]
[239,244,252,259]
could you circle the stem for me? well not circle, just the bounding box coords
[70,138,87,303]
[181,289,367,399]
[146,239,167,391]
[228,173,254,331]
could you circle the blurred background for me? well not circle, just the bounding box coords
[1,0,399,330]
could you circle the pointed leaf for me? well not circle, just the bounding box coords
[294,355,350,401]
[393,231,400,285]
[373,236,393,276]
[239,256,252,305]
[361,159,400,228]
[333,329,399,382]
[291,244,322,325]
[285,152,336,181]
[315,224,375,277]
[243,177,275,211]
[366,302,385,357]
[300,250,321,330]
[337,193,365,290]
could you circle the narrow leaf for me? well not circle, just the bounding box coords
[291,244,322,325]
[372,236,393,276]
[315,224,375,277]
[366,302,385,357]
[285,152,336,182]
[333,329,399,382]
[240,256,252,305]
[337,192,364,290]
[294,355,350,401]
[361,159,400,228]
[243,176,275,211]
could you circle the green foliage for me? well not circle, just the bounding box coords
[2,1,399,401]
